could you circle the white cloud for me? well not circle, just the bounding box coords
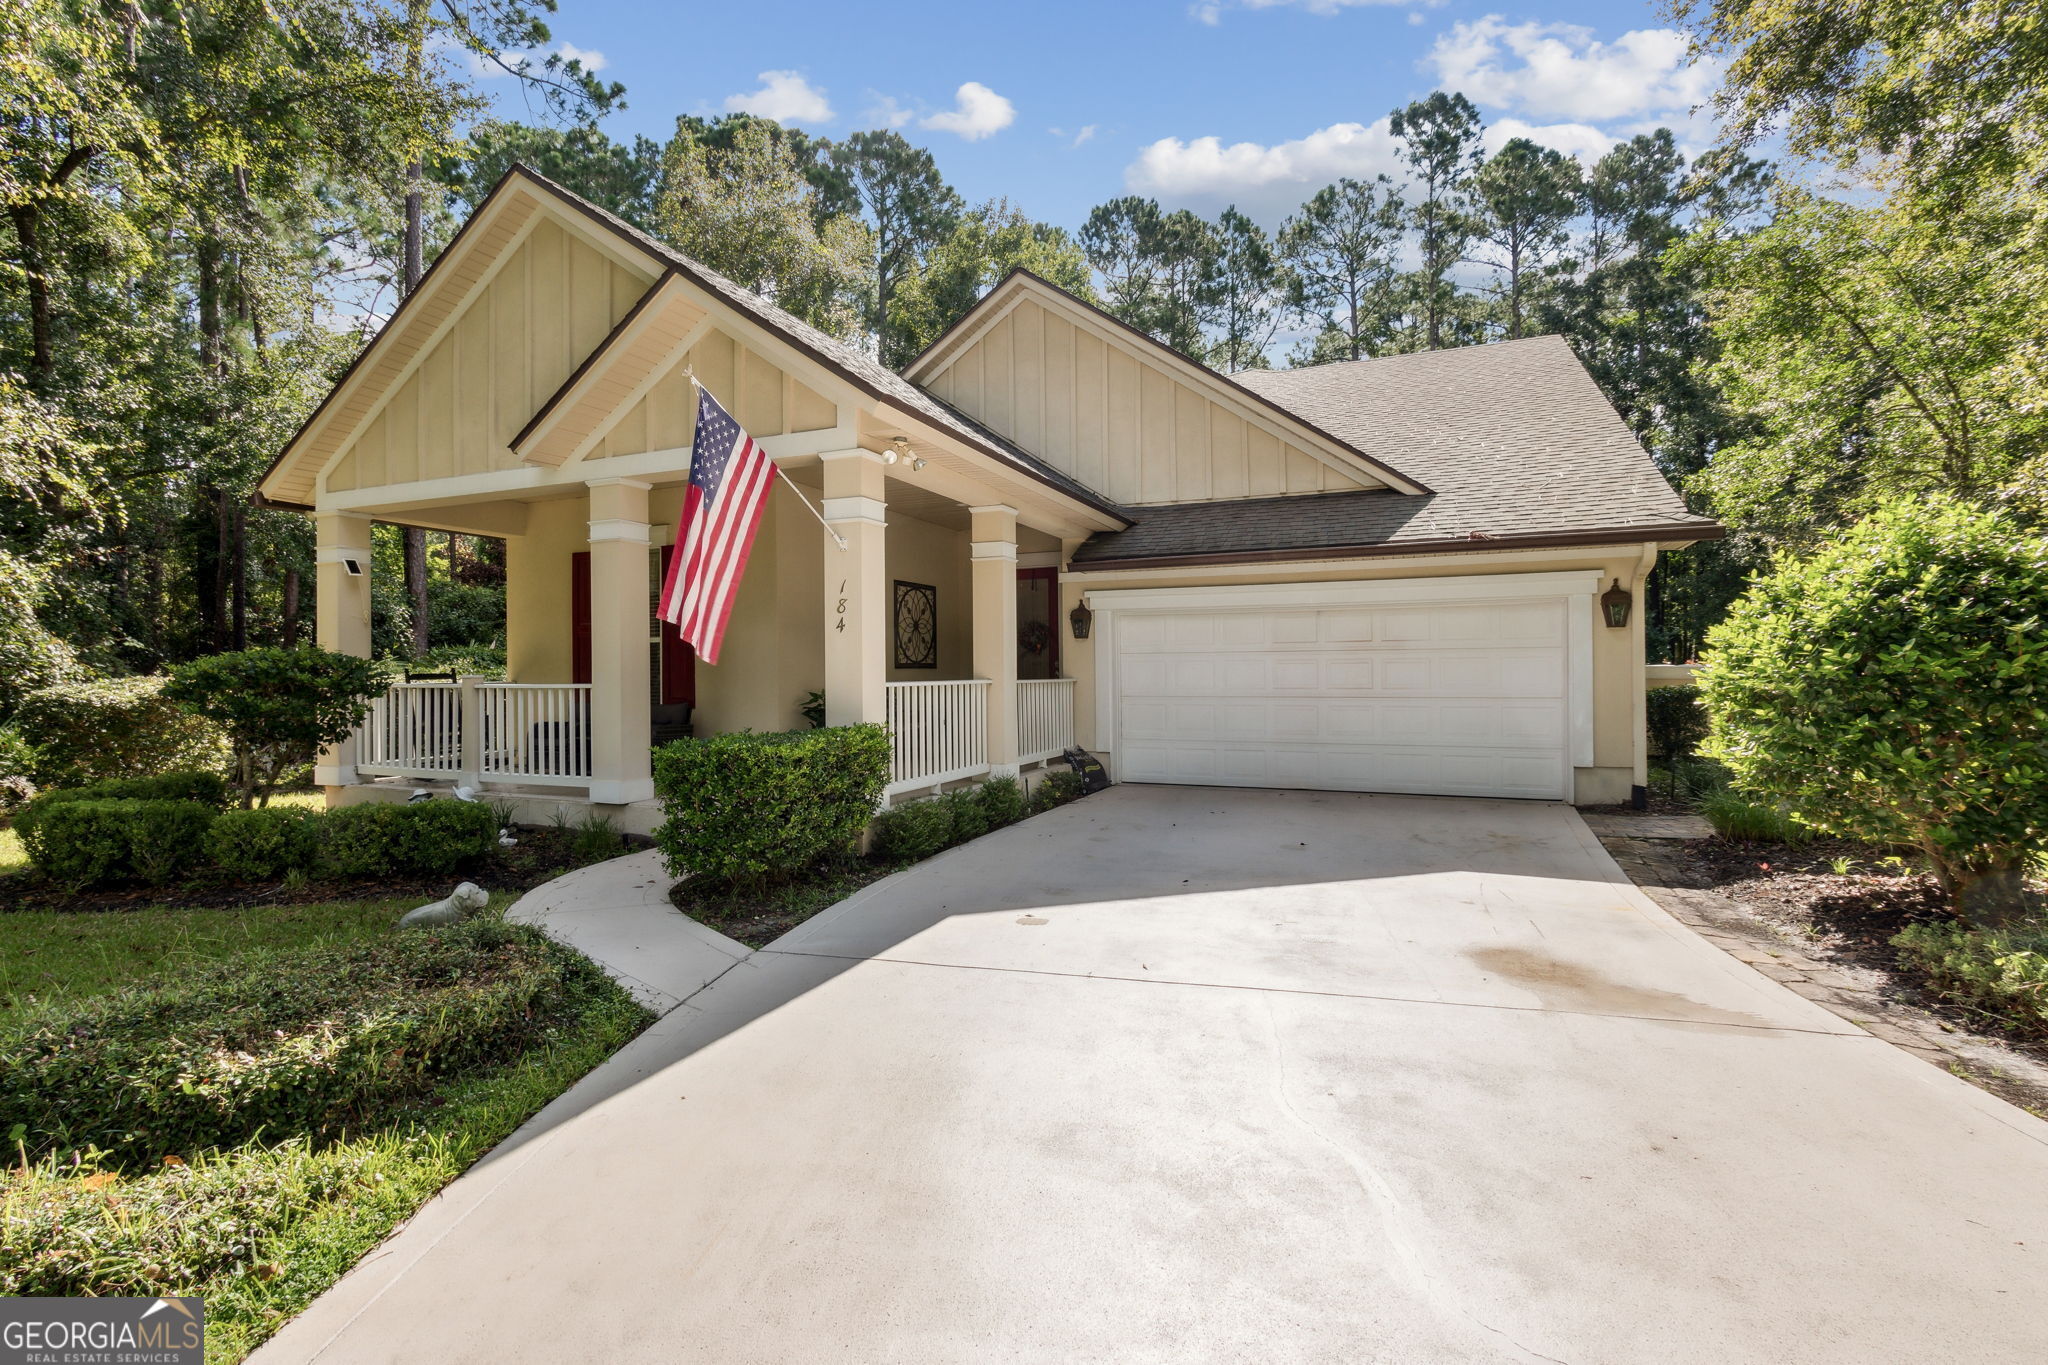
[921,82,1016,140]
[862,94,914,129]
[556,42,606,72]
[1126,119,1404,218]
[1071,124,1098,148]
[724,70,834,125]
[1483,117,1620,165]
[1426,17,1717,124]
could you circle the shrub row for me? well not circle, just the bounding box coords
[16,775,497,889]
[0,919,615,1168]
[869,771,1082,863]
[11,675,231,789]
[653,724,893,886]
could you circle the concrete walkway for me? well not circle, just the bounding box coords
[505,848,747,1013]
[256,787,2048,1365]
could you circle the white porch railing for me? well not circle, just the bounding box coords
[353,680,592,787]
[886,679,990,794]
[478,683,592,785]
[355,682,463,779]
[1017,678,1077,765]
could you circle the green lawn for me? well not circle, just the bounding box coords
[0,894,503,1016]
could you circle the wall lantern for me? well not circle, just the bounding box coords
[1069,600,1094,640]
[1601,578,1633,629]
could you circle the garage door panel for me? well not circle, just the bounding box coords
[1113,598,1571,801]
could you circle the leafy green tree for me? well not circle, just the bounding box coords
[1388,91,1483,350]
[165,646,384,807]
[444,120,662,226]
[891,200,1094,360]
[1147,209,1222,358]
[1079,196,1167,327]
[1204,207,1283,372]
[1701,497,2048,926]
[1469,139,1583,339]
[655,121,873,339]
[830,131,963,365]
[1680,187,2046,544]
[1278,177,1405,362]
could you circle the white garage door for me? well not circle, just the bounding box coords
[1111,597,1571,800]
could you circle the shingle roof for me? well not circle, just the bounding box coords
[515,171,1125,522]
[1072,335,1718,566]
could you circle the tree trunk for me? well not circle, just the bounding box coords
[8,204,53,380]
[404,524,429,656]
[282,566,300,645]
[230,502,248,650]
[1953,862,2031,929]
[404,161,424,295]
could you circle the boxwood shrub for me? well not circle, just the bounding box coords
[15,771,231,867]
[316,800,498,878]
[871,798,955,862]
[653,724,891,886]
[0,919,614,1167]
[32,799,218,889]
[209,806,322,881]
[977,776,1025,827]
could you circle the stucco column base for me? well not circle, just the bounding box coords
[821,450,889,728]
[587,479,655,806]
[969,504,1020,772]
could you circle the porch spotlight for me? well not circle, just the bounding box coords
[1601,578,1633,628]
[1069,599,1093,639]
[883,435,911,465]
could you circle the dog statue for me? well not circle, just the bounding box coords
[398,880,490,929]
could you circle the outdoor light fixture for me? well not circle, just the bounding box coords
[882,435,911,465]
[910,457,928,472]
[1601,578,1632,628]
[1069,600,1093,640]
[342,557,364,577]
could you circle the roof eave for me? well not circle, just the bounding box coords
[1069,521,1725,572]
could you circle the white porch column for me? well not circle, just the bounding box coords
[970,505,1020,777]
[820,449,889,727]
[315,511,373,797]
[586,477,654,805]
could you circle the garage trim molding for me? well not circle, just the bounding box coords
[1084,570,1602,787]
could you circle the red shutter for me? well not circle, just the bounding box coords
[658,545,696,705]
[572,548,694,703]
[571,552,591,685]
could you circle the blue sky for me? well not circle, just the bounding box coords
[479,0,1720,230]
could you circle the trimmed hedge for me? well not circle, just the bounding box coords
[209,806,322,881]
[1028,769,1086,814]
[316,800,498,879]
[653,725,892,885]
[13,676,229,789]
[871,798,954,862]
[34,799,218,890]
[0,919,615,1167]
[16,772,230,867]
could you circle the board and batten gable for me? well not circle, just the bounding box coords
[916,289,1383,507]
[324,216,656,493]
[584,326,840,461]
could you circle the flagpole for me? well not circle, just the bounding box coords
[683,366,846,552]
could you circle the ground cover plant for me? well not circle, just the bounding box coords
[0,903,650,1364]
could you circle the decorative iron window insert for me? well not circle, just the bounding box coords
[893,580,939,669]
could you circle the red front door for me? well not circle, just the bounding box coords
[571,549,695,704]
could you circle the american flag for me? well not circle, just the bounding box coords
[658,387,776,665]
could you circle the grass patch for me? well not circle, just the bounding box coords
[0,894,478,1017]
[1698,787,1810,844]
[673,856,907,949]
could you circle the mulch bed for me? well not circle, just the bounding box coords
[671,857,908,950]
[0,823,620,915]
[1665,835,1953,974]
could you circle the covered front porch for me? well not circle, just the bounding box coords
[317,450,1082,833]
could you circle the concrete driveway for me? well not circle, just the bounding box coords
[256,786,2048,1364]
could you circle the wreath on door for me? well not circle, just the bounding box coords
[1018,620,1050,657]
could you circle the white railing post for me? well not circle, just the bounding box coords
[1016,678,1077,766]
[883,679,992,796]
[456,675,483,790]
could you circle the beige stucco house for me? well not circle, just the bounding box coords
[258,165,1720,833]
